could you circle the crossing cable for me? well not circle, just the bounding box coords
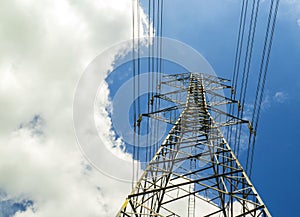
[137,0,141,180]
[155,0,164,153]
[159,0,164,87]
[154,0,160,153]
[231,0,249,154]
[149,0,156,161]
[246,0,275,174]
[146,0,151,166]
[141,2,153,209]
[156,0,160,76]
[235,0,261,158]
[227,0,243,145]
[227,0,249,152]
[150,0,156,157]
[148,0,155,163]
[232,0,251,155]
[248,0,280,176]
[132,0,136,188]
[157,0,164,152]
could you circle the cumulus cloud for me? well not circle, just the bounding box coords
[262,93,271,110]
[0,0,149,216]
[281,0,300,26]
[0,118,105,216]
[273,91,288,103]
[0,0,264,216]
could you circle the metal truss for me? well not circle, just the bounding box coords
[116,73,271,217]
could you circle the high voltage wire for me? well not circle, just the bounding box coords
[124,1,279,215]
[131,0,136,188]
[136,0,141,184]
[158,0,164,153]
[246,0,276,174]
[131,0,278,193]
[227,0,249,153]
[232,0,251,157]
[225,0,281,178]
[248,0,280,176]
[155,0,162,154]
[131,0,165,186]
[150,0,155,161]
[228,0,279,175]
[146,0,151,166]
[235,0,260,158]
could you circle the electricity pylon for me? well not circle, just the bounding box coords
[117,73,271,217]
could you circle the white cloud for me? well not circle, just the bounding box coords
[273,91,288,103]
[0,0,265,216]
[0,121,106,216]
[281,0,300,26]
[262,93,271,110]
[0,0,148,216]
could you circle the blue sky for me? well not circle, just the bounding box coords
[0,0,299,216]
[137,0,300,216]
[105,0,299,216]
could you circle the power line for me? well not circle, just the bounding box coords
[246,0,275,173]
[132,0,136,188]
[136,0,141,182]
[248,0,280,176]
[146,0,151,166]
[228,0,249,153]
[236,0,260,158]
[226,0,279,178]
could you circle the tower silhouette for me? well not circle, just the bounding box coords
[117,73,270,217]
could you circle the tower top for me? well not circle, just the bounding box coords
[117,72,270,217]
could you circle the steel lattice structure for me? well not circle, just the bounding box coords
[116,73,271,217]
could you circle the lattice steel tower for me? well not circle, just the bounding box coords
[117,73,270,217]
